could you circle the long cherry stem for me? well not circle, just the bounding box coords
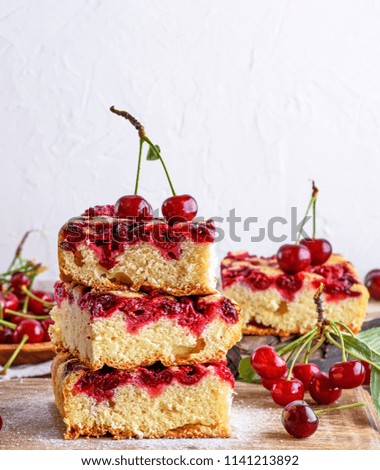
[315,401,365,415]
[0,334,29,375]
[143,136,176,196]
[296,180,319,243]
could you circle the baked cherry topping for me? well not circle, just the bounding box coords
[83,205,116,217]
[246,271,272,291]
[310,263,360,300]
[54,281,69,307]
[10,272,31,292]
[275,274,303,302]
[300,238,332,266]
[271,378,305,406]
[364,269,380,300]
[309,372,342,404]
[292,363,320,391]
[28,291,53,315]
[74,361,233,402]
[161,194,198,224]
[12,319,45,344]
[328,360,366,389]
[70,286,239,335]
[277,244,311,274]
[115,195,153,220]
[250,345,287,380]
[282,400,319,438]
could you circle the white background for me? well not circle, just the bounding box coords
[1,0,380,281]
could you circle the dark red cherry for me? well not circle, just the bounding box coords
[10,272,31,292]
[0,415,2,432]
[41,318,54,342]
[261,371,294,391]
[361,361,371,386]
[0,292,19,314]
[364,270,380,300]
[271,378,305,406]
[282,400,319,438]
[329,360,366,389]
[28,291,53,315]
[161,195,198,224]
[309,372,342,404]
[0,326,13,344]
[250,345,287,380]
[277,244,311,274]
[12,319,44,344]
[300,238,332,265]
[114,195,153,220]
[292,363,320,391]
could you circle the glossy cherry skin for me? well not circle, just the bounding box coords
[277,244,311,274]
[292,363,320,391]
[271,378,305,406]
[261,371,294,391]
[161,195,198,224]
[28,291,53,315]
[10,272,31,291]
[0,326,13,344]
[0,415,2,432]
[282,400,319,438]
[309,372,342,404]
[300,238,332,266]
[41,318,54,342]
[12,319,44,344]
[114,195,153,220]
[364,270,380,300]
[329,360,366,389]
[0,292,19,316]
[361,361,371,386]
[250,345,287,380]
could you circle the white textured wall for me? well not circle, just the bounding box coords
[1,0,380,281]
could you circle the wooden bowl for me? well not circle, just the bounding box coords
[0,342,56,366]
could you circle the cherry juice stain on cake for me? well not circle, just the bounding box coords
[59,206,216,268]
[70,286,239,335]
[73,361,234,402]
[221,252,361,302]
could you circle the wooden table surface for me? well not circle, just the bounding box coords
[0,379,379,450]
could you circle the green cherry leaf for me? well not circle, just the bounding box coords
[370,364,380,418]
[357,328,380,357]
[146,144,161,161]
[238,356,257,383]
[341,335,375,362]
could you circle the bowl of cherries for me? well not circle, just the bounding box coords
[0,232,55,372]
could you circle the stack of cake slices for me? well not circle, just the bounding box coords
[50,206,243,439]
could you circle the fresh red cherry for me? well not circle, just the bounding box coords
[10,272,31,291]
[329,360,366,389]
[0,292,19,314]
[0,415,2,432]
[364,270,380,300]
[300,238,332,265]
[12,319,44,344]
[361,361,371,386]
[292,363,320,391]
[250,345,287,380]
[28,291,53,315]
[271,378,305,406]
[41,318,54,342]
[161,194,198,224]
[282,400,319,438]
[277,244,311,274]
[261,371,294,391]
[309,372,342,404]
[0,327,13,344]
[114,195,153,220]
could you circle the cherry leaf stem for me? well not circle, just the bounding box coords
[330,321,347,362]
[315,401,366,416]
[287,334,316,379]
[305,335,326,359]
[0,318,17,330]
[0,334,29,375]
[142,136,176,196]
[325,331,380,372]
[276,326,318,357]
[4,309,50,321]
[333,321,355,337]
[20,286,54,308]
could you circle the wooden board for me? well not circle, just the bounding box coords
[0,379,379,450]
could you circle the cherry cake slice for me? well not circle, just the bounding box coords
[50,282,242,371]
[221,252,369,336]
[52,352,234,440]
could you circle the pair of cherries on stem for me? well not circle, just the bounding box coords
[277,182,332,274]
[114,194,198,224]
